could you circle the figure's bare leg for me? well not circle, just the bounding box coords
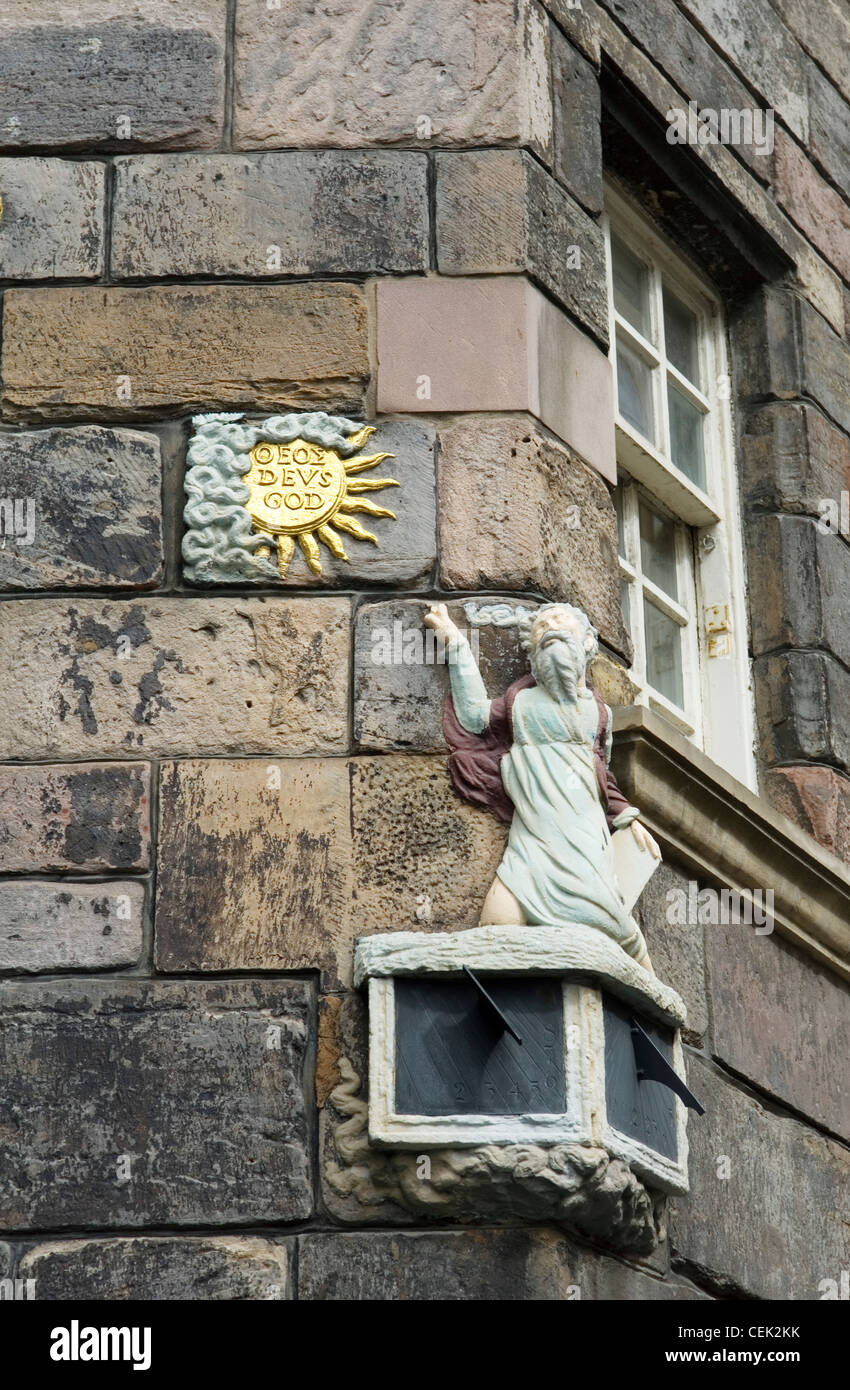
[479,875,526,926]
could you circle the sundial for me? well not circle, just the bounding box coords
[241,425,399,577]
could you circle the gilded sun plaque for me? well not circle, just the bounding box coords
[182,412,401,584]
[241,426,398,577]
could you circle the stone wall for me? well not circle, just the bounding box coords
[0,0,848,1300]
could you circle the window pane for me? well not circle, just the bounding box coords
[668,381,706,488]
[611,235,652,340]
[663,286,700,384]
[617,338,655,442]
[638,500,678,599]
[643,598,684,708]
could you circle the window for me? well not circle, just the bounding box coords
[604,186,756,788]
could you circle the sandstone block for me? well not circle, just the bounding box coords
[0,158,105,278]
[0,426,163,590]
[19,1237,293,1301]
[0,596,351,759]
[0,3,225,152]
[0,880,144,973]
[739,402,850,517]
[0,978,313,1229]
[763,764,850,866]
[753,650,850,772]
[112,151,429,278]
[550,28,603,212]
[746,513,850,670]
[0,762,150,872]
[1,284,369,420]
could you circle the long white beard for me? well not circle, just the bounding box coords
[530,632,586,704]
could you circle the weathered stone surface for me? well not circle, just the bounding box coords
[793,239,844,340]
[707,922,850,1143]
[234,0,552,160]
[0,762,150,872]
[676,0,808,141]
[0,159,104,279]
[774,132,850,283]
[543,0,601,65]
[438,415,630,661]
[733,287,850,437]
[18,1237,293,1301]
[155,758,354,987]
[185,418,436,590]
[0,978,313,1229]
[669,1057,850,1298]
[753,650,850,772]
[770,0,850,103]
[349,755,507,933]
[112,151,429,278]
[589,652,639,707]
[0,426,163,590]
[740,402,850,517]
[568,1247,711,1300]
[764,764,850,866]
[746,514,850,670]
[0,1243,11,1277]
[807,60,850,199]
[436,151,607,343]
[550,28,603,212]
[0,597,351,759]
[0,880,143,974]
[1,284,369,420]
[353,597,536,752]
[0,3,225,152]
[633,860,708,1041]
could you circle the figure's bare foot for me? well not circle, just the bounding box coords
[479,875,526,926]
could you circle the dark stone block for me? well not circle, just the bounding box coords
[19,1237,293,1301]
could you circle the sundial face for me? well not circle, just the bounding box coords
[242,440,348,536]
[238,425,398,577]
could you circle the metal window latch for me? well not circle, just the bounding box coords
[704,602,732,658]
[629,1017,705,1114]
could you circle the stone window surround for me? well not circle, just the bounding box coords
[611,704,850,985]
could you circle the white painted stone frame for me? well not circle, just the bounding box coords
[355,925,691,1194]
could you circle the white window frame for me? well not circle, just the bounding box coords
[604,183,756,790]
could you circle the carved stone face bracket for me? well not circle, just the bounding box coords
[354,925,692,1198]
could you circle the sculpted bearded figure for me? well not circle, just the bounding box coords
[424,600,661,974]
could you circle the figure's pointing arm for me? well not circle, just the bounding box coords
[424,603,491,734]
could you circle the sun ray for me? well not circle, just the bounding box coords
[343,451,393,474]
[343,424,376,450]
[275,534,295,578]
[338,499,396,519]
[298,531,323,574]
[316,524,350,562]
[345,477,400,493]
[332,514,379,545]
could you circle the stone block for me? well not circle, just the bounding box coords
[0,2,225,152]
[0,596,351,759]
[633,860,708,1042]
[669,1057,850,1298]
[807,60,850,197]
[233,0,552,160]
[0,426,163,590]
[753,650,850,772]
[155,758,354,988]
[0,978,313,1229]
[746,514,850,670]
[349,755,507,933]
[1,284,369,420]
[353,597,535,752]
[770,0,850,103]
[437,414,629,660]
[0,880,143,974]
[707,922,850,1143]
[377,280,616,481]
[112,151,429,278]
[0,158,105,279]
[18,1237,293,1301]
[435,150,607,341]
[739,402,850,517]
[763,764,850,866]
[774,132,850,284]
[0,762,150,872]
[550,28,603,212]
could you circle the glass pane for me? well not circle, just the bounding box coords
[613,487,626,557]
[611,235,652,340]
[643,597,684,708]
[639,500,678,599]
[617,337,655,442]
[668,381,706,488]
[663,286,700,384]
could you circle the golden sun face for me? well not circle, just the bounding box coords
[241,425,399,577]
